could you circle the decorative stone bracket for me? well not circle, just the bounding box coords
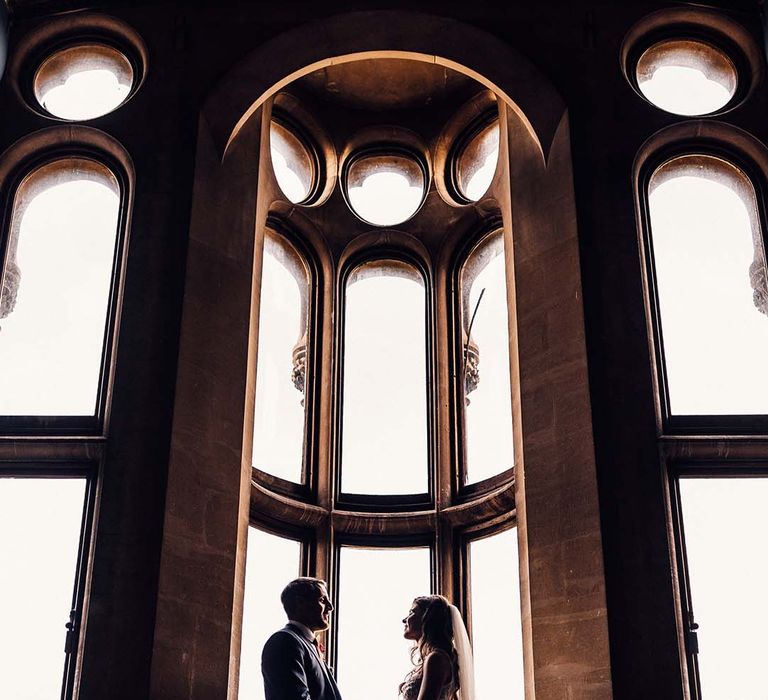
[750,255,768,317]
[463,338,480,405]
[291,337,307,405]
[0,259,20,323]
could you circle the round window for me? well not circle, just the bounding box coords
[635,38,737,116]
[34,43,134,120]
[455,119,499,202]
[270,120,316,204]
[345,151,426,226]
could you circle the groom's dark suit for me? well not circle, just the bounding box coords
[262,623,343,700]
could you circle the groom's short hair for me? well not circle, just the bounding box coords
[281,577,327,616]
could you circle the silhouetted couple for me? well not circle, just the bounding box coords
[261,577,474,700]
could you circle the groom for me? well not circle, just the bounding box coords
[261,577,343,700]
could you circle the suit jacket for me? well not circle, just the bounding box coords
[261,624,343,700]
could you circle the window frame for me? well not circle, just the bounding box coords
[0,460,98,700]
[667,460,768,700]
[622,21,754,118]
[340,144,429,227]
[0,146,131,436]
[251,217,323,502]
[270,109,323,206]
[449,220,515,501]
[447,108,500,205]
[328,533,437,675]
[334,248,436,512]
[247,513,316,579]
[637,140,768,435]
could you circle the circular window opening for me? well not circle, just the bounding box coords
[636,39,737,116]
[345,151,426,226]
[270,120,316,204]
[455,119,500,202]
[34,43,134,120]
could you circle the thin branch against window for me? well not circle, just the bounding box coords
[252,230,311,483]
[647,154,768,416]
[0,158,121,417]
[460,231,514,484]
[340,260,429,495]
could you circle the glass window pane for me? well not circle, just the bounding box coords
[341,261,428,495]
[337,546,431,700]
[679,477,768,699]
[0,476,87,700]
[240,527,301,700]
[0,159,121,416]
[346,153,425,226]
[636,39,737,116]
[270,121,314,204]
[469,528,524,700]
[456,120,500,201]
[252,231,311,482]
[648,155,768,415]
[461,232,514,484]
[34,44,134,120]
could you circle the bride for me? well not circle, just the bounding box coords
[399,595,475,700]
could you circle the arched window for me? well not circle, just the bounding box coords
[0,138,131,700]
[458,229,514,487]
[340,259,429,499]
[252,229,313,488]
[0,157,123,427]
[644,153,768,428]
[241,62,526,700]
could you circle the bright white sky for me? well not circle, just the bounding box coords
[336,547,432,700]
[271,146,309,204]
[650,170,768,414]
[252,240,306,481]
[639,65,732,116]
[462,126,499,202]
[41,69,130,121]
[342,271,428,494]
[679,478,768,700]
[0,478,86,700]
[0,176,118,415]
[471,528,524,700]
[348,172,423,226]
[465,242,514,483]
[240,528,301,700]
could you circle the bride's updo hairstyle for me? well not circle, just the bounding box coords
[399,595,460,698]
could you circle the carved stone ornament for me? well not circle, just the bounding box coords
[463,339,480,405]
[291,340,307,404]
[750,257,768,317]
[0,260,20,322]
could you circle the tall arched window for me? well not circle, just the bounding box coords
[458,229,514,487]
[0,157,123,427]
[645,154,768,425]
[240,62,526,700]
[639,142,768,700]
[340,259,429,499]
[0,141,131,700]
[252,228,313,488]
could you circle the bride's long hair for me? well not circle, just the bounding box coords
[398,595,459,698]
